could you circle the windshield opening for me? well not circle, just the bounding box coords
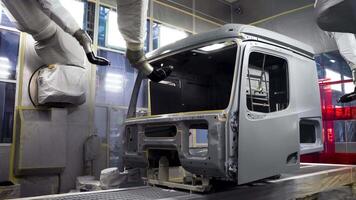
[148,41,237,115]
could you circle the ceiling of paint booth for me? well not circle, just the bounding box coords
[230,0,314,24]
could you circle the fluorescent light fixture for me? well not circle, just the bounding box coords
[0,69,10,78]
[106,73,123,79]
[59,0,84,28]
[199,43,226,52]
[159,25,188,47]
[325,69,342,91]
[0,57,10,70]
[107,10,126,49]
[329,59,336,63]
[0,57,9,62]
[105,78,123,84]
[105,83,122,89]
[325,69,341,81]
[344,82,354,94]
[105,83,123,92]
[105,73,124,92]
[0,64,11,70]
[343,76,354,93]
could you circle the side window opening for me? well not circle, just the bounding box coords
[246,52,289,113]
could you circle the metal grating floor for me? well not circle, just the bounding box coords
[32,186,196,200]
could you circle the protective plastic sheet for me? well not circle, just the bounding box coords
[37,64,86,105]
[332,32,356,70]
[315,0,356,34]
[100,168,142,189]
[116,0,149,47]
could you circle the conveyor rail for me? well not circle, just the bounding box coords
[16,163,356,200]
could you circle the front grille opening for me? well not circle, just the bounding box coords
[189,124,208,157]
[144,125,177,137]
[148,149,181,168]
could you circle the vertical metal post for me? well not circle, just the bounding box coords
[247,68,254,111]
[261,55,271,112]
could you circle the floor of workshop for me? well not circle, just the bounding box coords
[315,186,355,200]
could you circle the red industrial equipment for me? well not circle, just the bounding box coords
[301,78,356,164]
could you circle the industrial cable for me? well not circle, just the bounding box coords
[28,64,47,107]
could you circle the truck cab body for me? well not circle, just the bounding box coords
[123,24,323,191]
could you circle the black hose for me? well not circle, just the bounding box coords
[147,65,174,82]
[338,88,356,103]
[86,52,111,66]
[28,65,47,107]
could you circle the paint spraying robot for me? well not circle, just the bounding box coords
[1,0,172,89]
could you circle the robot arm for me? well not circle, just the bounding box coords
[332,32,356,73]
[315,0,356,34]
[37,0,110,66]
[332,32,356,102]
[116,0,172,82]
[315,0,356,102]
[37,0,80,35]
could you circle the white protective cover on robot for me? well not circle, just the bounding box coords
[37,65,86,105]
[116,0,149,50]
[2,0,87,105]
[314,0,356,84]
[37,0,81,35]
[332,32,356,70]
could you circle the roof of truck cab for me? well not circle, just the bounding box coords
[146,24,315,59]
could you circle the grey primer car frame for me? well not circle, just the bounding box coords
[123,24,323,192]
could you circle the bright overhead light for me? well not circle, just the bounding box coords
[107,10,126,49]
[0,57,9,62]
[329,59,336,63]
[199,43,226,52]
[106,73,123,79]
[325,69,341,81]
[325,69,342,92]
[344,76,354,93]
[159,25,188,47]
[0,70,10,78]
[344,82,354,94]
[105,83,123,92]
[106,79,123,84]
[105,73,125,92]
[0,64,11,70]
[0,57,10,69]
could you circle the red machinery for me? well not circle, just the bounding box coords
[301,78,356,164]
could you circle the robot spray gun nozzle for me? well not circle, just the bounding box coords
[74,29,110,66]
[338,69,356,103]
[338,88,356,103]
[147,64,174,83]
[86,52,111,66]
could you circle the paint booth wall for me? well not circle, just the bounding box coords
[232,0,337,53]
[0,145,10,181]
[101,0,233,33]
[12,32,106,197]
